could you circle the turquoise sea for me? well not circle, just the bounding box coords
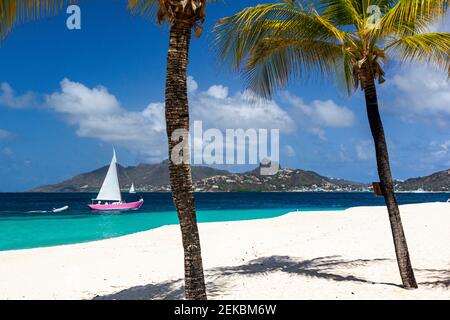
[0,192,447,251]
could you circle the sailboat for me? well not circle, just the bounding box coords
[88,149,144,211]
[129,183,136,194]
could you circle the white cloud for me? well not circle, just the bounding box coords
[45,78,295,162]
[46,79,167,161]
[191,88,294,132]
[47,79,122,116]
[429,15,450,32]
[0,83,36,108]
[187,76,198,93]
[386,66,450,126]
[310,100,355,128]
[382,14,450,126]
[355,139,375,161]
[206,85,229,99]
[281,92,355,139]
[0,129,14,140]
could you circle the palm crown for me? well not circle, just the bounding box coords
[128,0,209,36]
[1,1,210,41]
[214,0,449,97]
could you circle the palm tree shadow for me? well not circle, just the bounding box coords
[93,255,405,300]
[209,255,400,287]
[416,268,450,288]
[93,279,185,300]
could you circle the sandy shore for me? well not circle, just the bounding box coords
[0,202,448,300]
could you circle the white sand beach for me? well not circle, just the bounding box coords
[0,202,448,300]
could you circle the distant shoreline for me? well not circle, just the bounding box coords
[27,162,450,194]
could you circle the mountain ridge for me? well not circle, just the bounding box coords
[31,161,230,192]
[31,161,449,192]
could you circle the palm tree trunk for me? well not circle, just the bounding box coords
[165,21,207,300]
[362,76,418,289]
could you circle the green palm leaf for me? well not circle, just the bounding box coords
[387,32,450,75]
[244,37,343,97]
[0,0,73,41]
[379,0,448,37]
[213,0,449,97]
[213,2,354,95]
[127,0,216,36]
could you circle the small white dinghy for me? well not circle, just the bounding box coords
[52,205,69,213]
[129,183,136,194]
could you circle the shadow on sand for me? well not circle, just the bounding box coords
[415,268,450,288]
[94,256,412,300]
[94,279,185,300]
[93,255,449,300]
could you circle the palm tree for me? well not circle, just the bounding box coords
[1,0,208,300]
[213,0,449,289]
[1,0,69,40]
[128,0,209,300]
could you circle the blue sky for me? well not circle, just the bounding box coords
[0,0,449,191]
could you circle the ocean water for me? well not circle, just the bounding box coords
[0,192,447,251]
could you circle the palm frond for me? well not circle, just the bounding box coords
[0,0,73,41]
[213,2,348,73]
[379,0,448,37]
[316,0,365,27]
[128,0,214,37]
[213,0,449,100]
[127,0,162,23]
[243,37,343,98]
[386,32,450,75]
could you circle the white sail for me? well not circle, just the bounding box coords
[96,149,122,201]
[129,183,136,194]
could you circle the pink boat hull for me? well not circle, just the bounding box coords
[88,199,144,211]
